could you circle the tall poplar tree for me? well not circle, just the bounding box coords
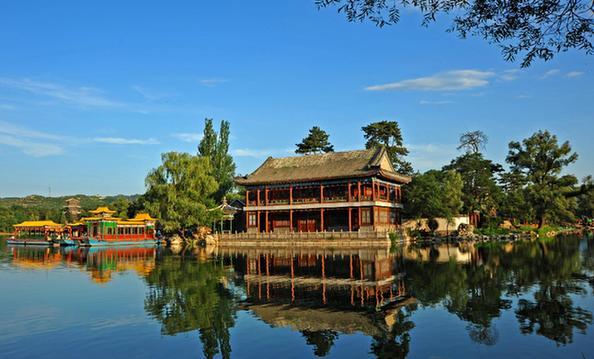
[198,119,236,202]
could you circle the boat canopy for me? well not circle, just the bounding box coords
[13,220,63,229]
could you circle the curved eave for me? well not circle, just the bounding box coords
[377,169,412,184]
[235,169,411,186]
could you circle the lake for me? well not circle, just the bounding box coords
[1,235,593,358]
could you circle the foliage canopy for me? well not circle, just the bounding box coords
[144,152,219,236]
[506,130,579,227]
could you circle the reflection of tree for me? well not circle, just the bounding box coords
[144,254,236,359]
[370,306,415,359]
[302,330,339,357]
[516,285,593,345]
[401,236,594,347]
[446,264,511,346]
[467,324,499,346]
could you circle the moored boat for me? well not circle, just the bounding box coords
[72,207,158,246]
[8,221,65,246]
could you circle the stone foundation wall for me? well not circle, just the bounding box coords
[217,230,392,248]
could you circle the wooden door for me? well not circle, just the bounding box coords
[298,219,317,232]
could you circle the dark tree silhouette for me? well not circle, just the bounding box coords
[457,130,488,154]
[316,0,593,67]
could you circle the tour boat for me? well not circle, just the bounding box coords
[72,207,158,246]
[8,221,65,246]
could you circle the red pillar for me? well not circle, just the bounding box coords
[245,190,249,206]
[347,182,352,202]
[257,210,261,232]
[256,189,261,206]
[348,207,352,231]
[357,181,361,201]
[289,186,293,205]
[320,208,324,231]
[265,211,269,233]
[358,207,362,229]
[320,185,324,203]
[265,188,269,206]
[289,210,293,232]
[245,211,249,230]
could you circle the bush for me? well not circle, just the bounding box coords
[474,226,511,236]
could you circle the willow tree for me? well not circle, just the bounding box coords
[144,152,219,237]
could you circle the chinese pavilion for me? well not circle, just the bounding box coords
[235,147,411,233]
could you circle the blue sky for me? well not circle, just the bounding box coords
[0,1,592,197]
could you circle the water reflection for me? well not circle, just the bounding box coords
[7,245,157,284]
[216,247,413,357]
[143,249,237,359]
[1,235,593,358]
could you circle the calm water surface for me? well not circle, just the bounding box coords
[1,235,593,358]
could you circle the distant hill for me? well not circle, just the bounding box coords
[0,194,139,209]
[0,194,141,232]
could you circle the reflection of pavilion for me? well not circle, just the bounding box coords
[9,245,157,284]
[218,247,413,338]
[10,246,63,270]
[71,247,157,284]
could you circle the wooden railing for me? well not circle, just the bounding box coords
[218,230,390,241]
[246,196,399,207]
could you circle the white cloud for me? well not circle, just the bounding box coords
[419,100,454,105]
[408,143,458,171]
[132,85,175,101]
[540,69,560,79]
[499,69,520,81]
[0,104,15,110]
[0,120,63,140]
[199,78,229,87]
[0,120,64,156]
[171,132,202,143]
[93,137,160,145]
[365,70,496,92]
[566,71,584,78]
[0,78,123,108]
[0,135,63,157]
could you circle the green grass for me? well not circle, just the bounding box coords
[474,227,511,236]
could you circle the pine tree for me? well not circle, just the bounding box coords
[295,126,334,154]
[362,120,412,175]
[506,130,579,227]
